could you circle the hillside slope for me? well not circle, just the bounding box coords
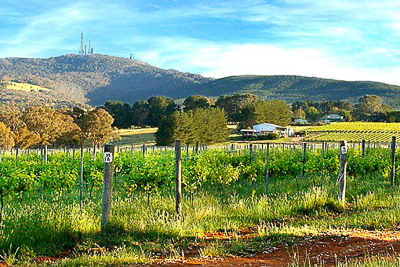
[196,75,400,108]
[1,54,400,108]
[0,54,211,106]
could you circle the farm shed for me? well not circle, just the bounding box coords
[252,123,294,137]
[240,129,257,139]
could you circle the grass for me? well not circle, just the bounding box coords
[115,128,157,147]
[2,81,51,92]
[2,170,400,265]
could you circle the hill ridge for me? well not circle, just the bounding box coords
[1,54,400,108]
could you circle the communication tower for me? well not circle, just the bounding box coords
[79,32,84,55]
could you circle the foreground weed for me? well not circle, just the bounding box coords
[199,241,227,258]
[0,244,19,266]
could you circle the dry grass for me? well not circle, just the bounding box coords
[3,81,51,92]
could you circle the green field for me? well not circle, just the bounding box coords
[306,122,400,143]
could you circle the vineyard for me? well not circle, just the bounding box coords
[306,122,400,143]
[2,143,400,265]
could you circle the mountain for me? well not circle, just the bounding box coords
[1,54,400,108]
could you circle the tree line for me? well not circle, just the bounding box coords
[0,106,117,151]
[291,95,396,122]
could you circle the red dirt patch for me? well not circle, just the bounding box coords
[157,229,400,266]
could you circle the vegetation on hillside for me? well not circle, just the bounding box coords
[2,55,400,108]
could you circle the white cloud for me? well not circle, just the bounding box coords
[139,38,400,86]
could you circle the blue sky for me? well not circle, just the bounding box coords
[1,0,400,85]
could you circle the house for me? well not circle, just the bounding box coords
[252,123,294,137]
[320,114,344,123]
[293,118,308,124]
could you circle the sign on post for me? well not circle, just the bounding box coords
[104,152,113,163]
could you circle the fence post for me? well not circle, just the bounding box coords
[321,141,325,183]
[391,136,396,187]
[195,141,199,154]
[249,143,253,159]
[44,145,48,164]
[80,144,84,212]
[338,140,348,203]
[101,144,114,232]
[265,143,270,193]
[362,140,366,158]
[142,144,146,157]
[175,140,182,218]
[302,143,307,176]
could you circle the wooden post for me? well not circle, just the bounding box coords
[80,144,84,211]
[195,141,199,154]
[391,136,396,187]
[321,141,325,184]
[142,144,146,157]
[338,140,348,203]
[44,145,48,164]
[254,145,257,162]
[249,143,253,159]
[302,143,307,176]
[265,143,270,193]
[101,144,114,232]
[175,140,182,218]
[15,146,19,165]
[93,145,96,161]
[186,144,189,161]
[362,140,366,158]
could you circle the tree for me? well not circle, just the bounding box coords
[104,100,132,129]
[147,97,178,127]
[239,100,292,129]
[155,108,230,146]
[131,100,149,127]
[79,108,118,146]
[183,95,211,112]
[305,107,321,122]
[0,107,40,149]
[0,122,14,150]
[21,106,79,146]
[215,94,259,122]
[293,109,306,119]
[353,95,385,120]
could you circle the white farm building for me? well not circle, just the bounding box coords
[252,123,294,137]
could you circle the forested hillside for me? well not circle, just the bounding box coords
[2,54,400,108]
[198,75,400,109]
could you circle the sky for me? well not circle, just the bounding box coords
[1,0,400,85]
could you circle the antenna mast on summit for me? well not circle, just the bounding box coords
[79,31,84,55]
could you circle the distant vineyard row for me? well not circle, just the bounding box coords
[306,122,400,143]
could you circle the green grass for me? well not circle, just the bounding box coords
[116,128,157,147]
[2,171,400,265]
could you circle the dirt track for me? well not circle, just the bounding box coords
[159,230,400,266]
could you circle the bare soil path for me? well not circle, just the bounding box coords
[157,230,400,266]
